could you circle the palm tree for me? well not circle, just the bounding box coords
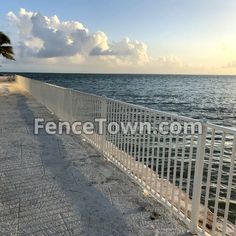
[0,32,15,61]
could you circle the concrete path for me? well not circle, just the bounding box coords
[0,83,189,236]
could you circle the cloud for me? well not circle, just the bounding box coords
[8,9,89,58]
[6,8,188,73]
[224,61,236,68]
[90,47,115,56]
[7,8,151,66]
[90,37,150,63]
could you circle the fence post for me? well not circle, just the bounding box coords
[190,120,207,233]
[100,96,107,154]
[69,89,73,123]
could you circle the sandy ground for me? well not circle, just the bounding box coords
[0,83,190,236]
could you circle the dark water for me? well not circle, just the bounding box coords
[17,73,236,128]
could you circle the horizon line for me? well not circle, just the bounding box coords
[2,71,236,77]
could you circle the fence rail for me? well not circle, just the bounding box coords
[16,75,236,236]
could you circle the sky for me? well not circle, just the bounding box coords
[1,0,236,74]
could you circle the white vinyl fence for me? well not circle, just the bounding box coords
[16,75,236,236]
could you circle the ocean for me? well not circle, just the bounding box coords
[18,73,236,128]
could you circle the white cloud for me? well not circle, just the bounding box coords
[7,8,187,72]
[7,9,151,65]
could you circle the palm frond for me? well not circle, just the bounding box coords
[0,32,15,61]
[0,32,11,46]
[0,46,15,60]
